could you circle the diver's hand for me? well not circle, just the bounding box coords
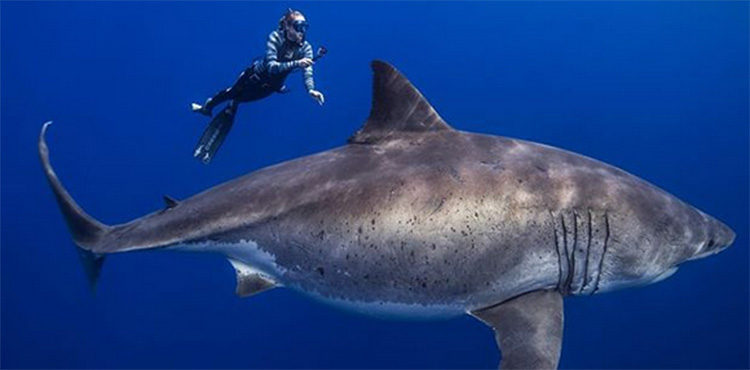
[298,58,314,68]
[309,90,325,106]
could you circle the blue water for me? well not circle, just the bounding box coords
[2,2,748,368]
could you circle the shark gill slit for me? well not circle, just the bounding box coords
[559,214,570,295]
[550,210,563,292]
[580,209,593,294]
[592,212,610,294]
[560,215,569,289]
[570,212,579,293]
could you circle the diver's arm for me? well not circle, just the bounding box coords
[302,43,315,92]
[302,43,324,105]
[264,32,298,75]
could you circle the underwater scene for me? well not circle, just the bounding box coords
[2,2,748,369]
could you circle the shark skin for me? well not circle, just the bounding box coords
[40,60,735,369]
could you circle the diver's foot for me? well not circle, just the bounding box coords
[193,145,213,164]
[191,102,212,117]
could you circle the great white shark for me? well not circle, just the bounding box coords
[40,61,735,369]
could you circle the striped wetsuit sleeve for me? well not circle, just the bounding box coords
[302,43,315,92]
[264,32,297,75]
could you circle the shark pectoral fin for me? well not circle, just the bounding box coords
[228,259,277,297]
[470,290,564,370]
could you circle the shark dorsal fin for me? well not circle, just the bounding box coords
[349,60,453,144]
[163,195,179,209]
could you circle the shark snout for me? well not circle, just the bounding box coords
[691,216,735,260]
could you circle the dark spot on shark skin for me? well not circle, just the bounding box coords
[316,267,325,276]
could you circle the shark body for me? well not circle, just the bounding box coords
[40,61,735,368]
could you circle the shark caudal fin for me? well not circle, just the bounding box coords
[38,122,110,289]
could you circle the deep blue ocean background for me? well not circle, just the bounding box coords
[2,2,748,368]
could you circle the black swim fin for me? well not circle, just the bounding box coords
[193,105,237,164]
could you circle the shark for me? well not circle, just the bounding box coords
[40,60,736,369]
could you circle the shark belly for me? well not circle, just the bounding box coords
[204,200,562,318]
[169,239,469,318]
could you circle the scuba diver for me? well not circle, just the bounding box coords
[191,8,326,164]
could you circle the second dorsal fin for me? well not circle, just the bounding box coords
[349,60,453,144]
[162,195,179,209]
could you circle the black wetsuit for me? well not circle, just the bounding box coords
[202,30,315,114]
[193,30,316,163]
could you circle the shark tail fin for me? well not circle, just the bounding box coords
[38,122,110,290]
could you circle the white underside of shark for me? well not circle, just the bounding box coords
[168,241,468,318]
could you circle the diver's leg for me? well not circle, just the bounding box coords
[193,86,236,117]
[202,86,236,114]
[193,100,240,164]
[224,99,239,116]
[193,68,253,116]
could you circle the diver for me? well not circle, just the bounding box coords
[191,8,326,164]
